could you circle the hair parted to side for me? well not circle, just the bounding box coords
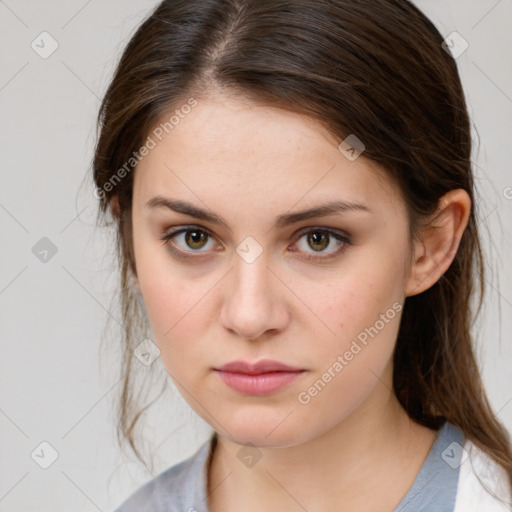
[91,0,511,490]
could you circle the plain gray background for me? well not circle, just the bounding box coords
[1,1,511,510]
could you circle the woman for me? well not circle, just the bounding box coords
[91,0,512,510]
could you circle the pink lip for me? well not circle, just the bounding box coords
[213,359,306,396]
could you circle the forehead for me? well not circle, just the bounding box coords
[133,93,403,218]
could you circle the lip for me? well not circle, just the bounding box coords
[214,359,304,374]
[213,359,306,396]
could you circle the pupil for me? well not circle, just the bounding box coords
[187,230,206,249]
[309,232,328,251]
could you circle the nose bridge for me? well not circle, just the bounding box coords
[219,248,287,339]
[231,250,274,312]
[233,252,271,301]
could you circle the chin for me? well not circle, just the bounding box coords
[216,418,308,449]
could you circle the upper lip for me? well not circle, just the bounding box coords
[214,359,304,375]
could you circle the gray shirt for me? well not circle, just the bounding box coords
[114,421,464,512]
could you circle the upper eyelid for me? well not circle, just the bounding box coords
[163,224,350,248]
[163,224,348,238]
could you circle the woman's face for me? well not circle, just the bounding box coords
[131,92,415,447]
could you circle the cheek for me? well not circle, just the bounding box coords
[133,236,204,351]
[295,275,403,417]
[140,272,207,342]
[296,253,405,336]
[294,246,407,376]
[138,273,217,387]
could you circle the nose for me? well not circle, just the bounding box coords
[219,253,290,341]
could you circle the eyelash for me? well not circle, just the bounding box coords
[159,225,353,263]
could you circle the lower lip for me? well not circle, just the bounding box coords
[214,370,305,395]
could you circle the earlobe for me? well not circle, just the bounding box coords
[405,189,471,297]
[110,195,121,218]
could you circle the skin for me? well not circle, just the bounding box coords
[128,90,471,512]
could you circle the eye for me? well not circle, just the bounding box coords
[160,226,218,260]
[291,228,352,261]
[159,226,353,262]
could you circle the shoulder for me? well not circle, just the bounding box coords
[112,457,193,512]
[112,433,215,512]
[454,437,512,512]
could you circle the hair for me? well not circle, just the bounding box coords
[91,0,512,493]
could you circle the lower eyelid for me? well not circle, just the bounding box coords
[161,227,352,259]
[163,229,217,254]
[294,231,348,251]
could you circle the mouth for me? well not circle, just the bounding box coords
[213,359,306,396]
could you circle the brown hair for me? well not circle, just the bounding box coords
[91,0,511,491]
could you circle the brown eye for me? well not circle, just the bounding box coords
[160,225,352,263]
[183,229,209,250]
[292,228,353,262]
[160,226,217,259]
[307,231,330,252]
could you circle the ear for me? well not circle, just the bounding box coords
[405,189,471,297]
[110,195,141,292]
[110,195,121,218]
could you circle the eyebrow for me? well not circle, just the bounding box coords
[145,195,372,230]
